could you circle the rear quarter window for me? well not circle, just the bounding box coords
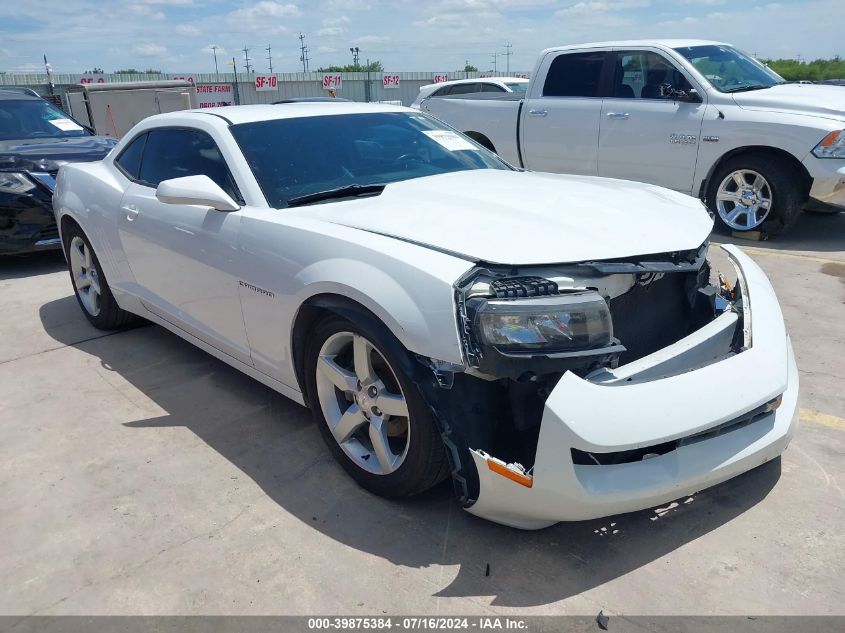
[115,133,147,180]
[543,51,608,97]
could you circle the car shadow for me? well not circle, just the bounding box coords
[715,209,844,253]
[39,295,782,607]
[0,250,66,280]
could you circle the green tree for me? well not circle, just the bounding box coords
[464,63,478,72]
[761,57,845,81]
[317,60,384,73]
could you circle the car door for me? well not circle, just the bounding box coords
[520,50,610,175]
[598,49,707,193]
[115,126,252,365]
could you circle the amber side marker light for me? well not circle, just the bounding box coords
[487,460,534,488]
[818,131,840,147]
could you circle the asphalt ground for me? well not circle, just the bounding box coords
[1,211,843,616]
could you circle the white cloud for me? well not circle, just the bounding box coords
[201,44,225,55]
[175,24,201,36]
[317,46,337,54]
[556,0,650,15]
[353,35,392,46]
[318,27,344,36]
[132,42,169,58]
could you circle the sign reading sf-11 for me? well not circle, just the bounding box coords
[322,74,342,90]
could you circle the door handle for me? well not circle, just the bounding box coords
[606,112,630,120]
[121,204,139,221]
[528,109,547,117]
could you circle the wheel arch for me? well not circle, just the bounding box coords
[290,293,424,403]
[697,145,812,202]
[463,131,496,153]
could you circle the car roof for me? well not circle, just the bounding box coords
[144,102,412,126]
[541,39,730,54]
[0,87,42,101]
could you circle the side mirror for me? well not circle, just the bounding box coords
[155,175,240,212]
[659,83,702,103]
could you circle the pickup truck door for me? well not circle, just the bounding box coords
[598,49,707,194]
[115,127,252,365]
[520,50,610,175]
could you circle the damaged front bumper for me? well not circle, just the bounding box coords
[465,245,798,529]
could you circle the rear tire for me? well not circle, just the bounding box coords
[63,224,137,330]
[304,314,449,498]
[706,153,805,236]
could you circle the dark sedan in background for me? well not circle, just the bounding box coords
[0,88,115,255]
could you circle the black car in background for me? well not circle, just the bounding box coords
[0,88,116,254]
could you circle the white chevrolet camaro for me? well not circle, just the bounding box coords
[53,102,798,529]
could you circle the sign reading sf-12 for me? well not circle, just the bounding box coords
[254,75,278,91]
[322,74,342,90]
[382,74,401,89]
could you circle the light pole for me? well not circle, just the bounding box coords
[350,46,360,69]
[211,45,220,82]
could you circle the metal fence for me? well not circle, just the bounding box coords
[0,71,531,108]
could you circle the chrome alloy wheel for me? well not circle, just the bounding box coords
[69,235,101,316]
[315,332,411,475]
[716,169,773,231]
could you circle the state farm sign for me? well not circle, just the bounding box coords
[196,84,234,108]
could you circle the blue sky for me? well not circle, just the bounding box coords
[0,0,842,74]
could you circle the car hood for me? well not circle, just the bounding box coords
[288,170,713,265]
[0,135,116,172]
[731,84,845,121]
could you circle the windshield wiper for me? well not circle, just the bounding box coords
[286,183,387,208]
[724,84,772,93]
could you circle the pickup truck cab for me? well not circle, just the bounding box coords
[421,40,845,236]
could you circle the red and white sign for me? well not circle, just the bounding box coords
[382,73,401,89]
[254,74,278,91]
[171,75,195,85]
[79,76,105,84]
[322,74,342,90]
[433,74,449,83]
[196,84,234,108]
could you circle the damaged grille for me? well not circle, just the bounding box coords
[609,271,695,364]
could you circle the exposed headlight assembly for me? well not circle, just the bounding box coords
[0,172,36,194]
[812,130,845,159]
[467,291,625,378]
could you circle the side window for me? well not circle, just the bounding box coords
[543,52,607,97]
[480,83,507,93]
[448,83,479,96]
[115,133,147,180]
[432,86,451,97]
[138,128,241,201]
[615,51,693,99]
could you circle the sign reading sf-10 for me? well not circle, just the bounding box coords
[322,74,342,90]
[254,75,278,91]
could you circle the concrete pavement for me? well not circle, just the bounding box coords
[1,211,843,616]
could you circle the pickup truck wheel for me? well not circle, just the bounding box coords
[707,155,803,236]
[304,315,449,498]
[64,225,137,330]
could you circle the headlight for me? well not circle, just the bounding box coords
[473,292,613,352]
[0,172,35,194]
[812,130,845,159]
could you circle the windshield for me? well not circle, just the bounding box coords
[231,112,511,208]
[505,82,528,93]
[0,98,90,141]
[673,45,785,92]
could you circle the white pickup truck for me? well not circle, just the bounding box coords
[419,40,845,236]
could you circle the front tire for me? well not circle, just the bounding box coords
[304,315,449,498]
[706,154,804,236]
[64,224,136,330]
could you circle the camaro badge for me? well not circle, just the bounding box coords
[238,280,274,298]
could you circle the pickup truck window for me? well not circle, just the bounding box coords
[673,45,784,93]
[543,51,607,98]
[613,51,692,99]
